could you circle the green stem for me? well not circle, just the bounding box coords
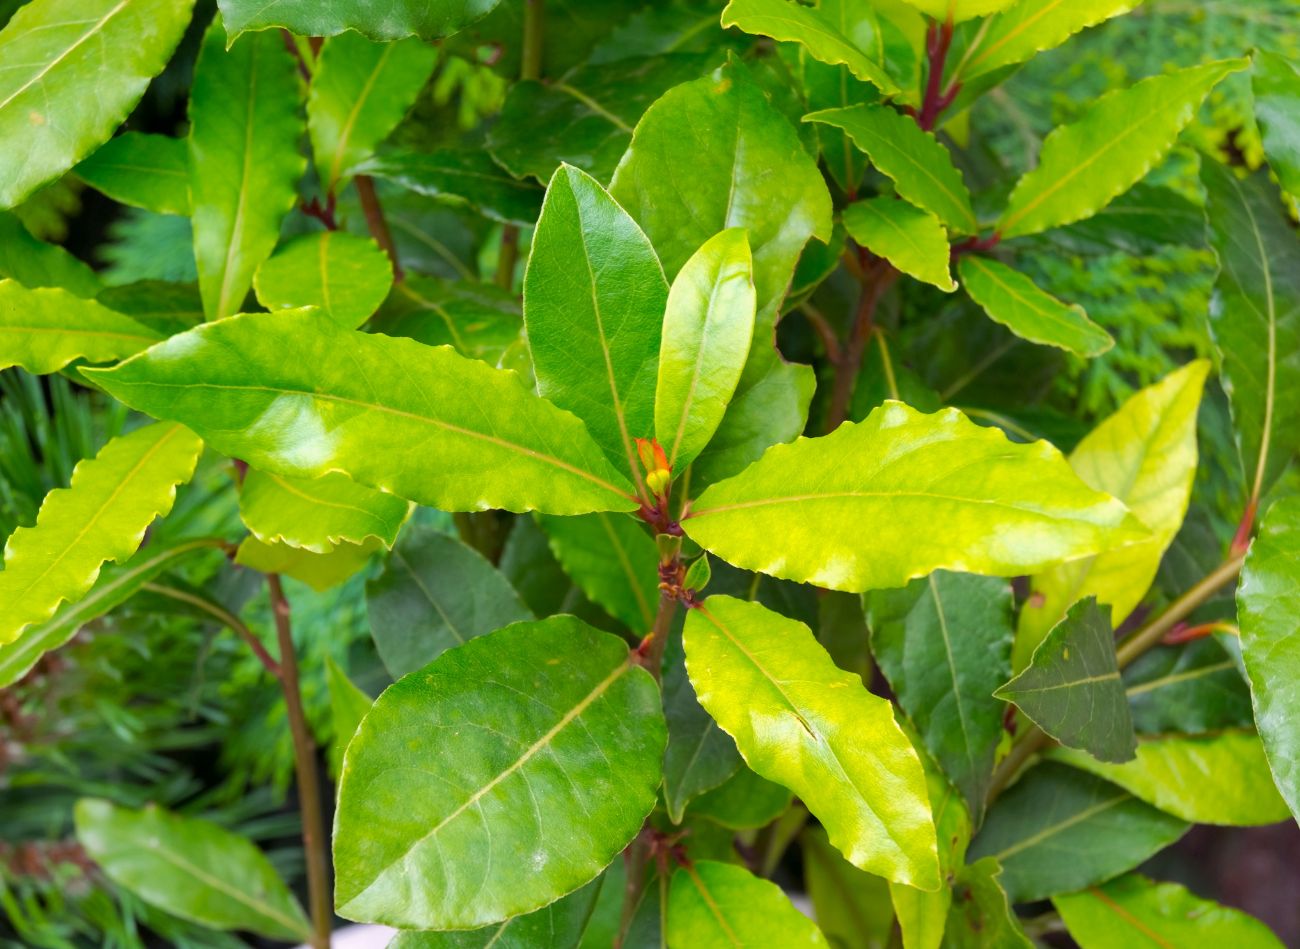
[268,575,332,949]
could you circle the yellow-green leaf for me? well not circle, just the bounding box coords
[667,860,830,948]
[0,281,163,374]
[958,256,1112,357]
[254,232,394,329]
[75,132,192,215]
[960,0,1144,81]
[239,468,409,553]
[844,198,955,292]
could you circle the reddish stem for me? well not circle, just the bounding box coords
[1230,498,1257,557]
[916,17,957,131]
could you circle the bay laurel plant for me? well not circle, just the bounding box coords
[0,0,1298,945]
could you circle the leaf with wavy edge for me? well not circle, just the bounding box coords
[667,860,831,948]
[959,0,1143,81]
[85,309,637,516]
[239,469,408,553]
[0,0,195,208]
[685,595,940,888]
[721,0,895,93]
[1050,730,1290,827]
[998,60,1246,238]
[236,535,380,592]
[333,616,665,928]
[684,401,1147,593]
[845,198,955,292]
[958,256,1112,357]
[75,798,310,942]
[900,0,1017,23]
[0,281,163,374]
[190,18,305,319]
[0,212,101,297]
[0,423,202,646]
[218,0,502,41]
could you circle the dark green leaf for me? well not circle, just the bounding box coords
[537,512,658,630]
[1253,50,1300,202]
[357,148,543,226]
[1124,637,1252,735]
[944,859,1032,949]
[388,879,603,948]
[218,0,501,41]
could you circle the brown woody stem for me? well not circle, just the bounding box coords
[355,174,403,281]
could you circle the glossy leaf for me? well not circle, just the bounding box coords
[75,132,191,215]
[537,513,658,631]
[684,401,1146,593]
[685,596,939,888]
[367,526,532,678]
[1202,162,1300,506]
[899,0,1017,23]
[218,0,501,41]
[326,656,373,779]
[960,0,1143,81]
[1055,874,1286,949]
[0,212,101,297]
[867,571,1014,815]
[239,468,408,553]
[663,632,743,824]
[1016,361,1208,663]
[806,105,978,235]
[87,310,639,515]
[308,33,437,195]
[802,825,894,949]
[0,423,202,646]
[686,760,794,831]
[0,538,220,689]
[801,53,875,195]
[235,536,380,592]
[720,0,895,93]
[0,0,194,209]
[75,799,310,941]
[358,148,543,227]
[968,762,1188,903]
[889,764,971,949]
[656,228,757,470]
[1238,496,1300,823]
[254,232,394,329]
[333,616,666,928]
[998,598,1135,763]
[1050,730,1291,826]
[489,54,717,185]
[1253,50,1300,202]
[844,198,955,292]
[379,275,522,365]
[525,164,667,480]
[189,19,305,319]
[958,256,1112,357]
[998,60,1246,238]
[0,281,162,374]
[944,859,1033,949]
[389,880,603,949]
[667,860,830,948]
[1124,637,1253,735]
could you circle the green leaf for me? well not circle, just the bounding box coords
[1055,874,1286,949]
[253,232,394,329]
[801,52,875,195]
[326,655,373,779]
[388,879,603,948]
[74,798,311,942]
[1238,496,1300,823]
[1050,730,1291,826]
[1124,637,1253,735]
[943,858,1032,949]
[663,633,743,823]
[0,423,202,646]
[0,0,194,209]
[357,148,543,227]
[968,762,1188,903]
[687,760,794,830]
[0,281,163,374]
[685,595,939,888]
[86,310,638,516]
[308,32,437,195]
[1253,50,1300,202]
[333,615,666,928]
[683,401,1147,593]
[537,512,658,630]
[235,535,380,591]
[957,256,1112,357]
[366,526,532,678]
[805,105,978,235]
[889,765,971,949]
[720,0,896,93]
[801,825,895,949]
[378,275,522,365]
[843,198,955,292]
[239,468,409,553]
[75,133,191,215]
[997,60,1246,238]
[656,228,757,470]
[610,59,832,390]
[525,164,667,481]
[867,571,1014,815]
[0,537,220,689]
[898,0,1017,23]
[959,0,1143,81]
[190,18,305,319]
[488,54,717,185]
[96,280,204,335]
[218,0,501,41]
[997,597,1135,763]
[1016,361,1208,664]
[666,860,830,948]
[0,212,101,297]
[1202,162,1300,507]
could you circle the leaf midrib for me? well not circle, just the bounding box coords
[0,0,132,114]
